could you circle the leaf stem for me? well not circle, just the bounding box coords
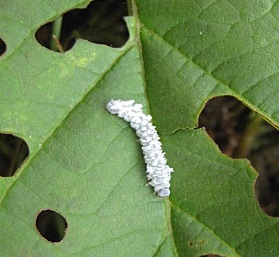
[236,114,264,158]
[127,0,133,16]
[50,16,64,52]
[52,35,64,53]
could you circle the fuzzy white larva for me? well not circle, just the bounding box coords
[106,99,173,197]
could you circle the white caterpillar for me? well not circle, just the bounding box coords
[106,99,173,197]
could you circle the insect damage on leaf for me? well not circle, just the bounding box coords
[106,99,173,197]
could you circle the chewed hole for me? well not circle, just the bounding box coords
[0,38,7,56]
[36,209,68,242]
[199,96,279,217]
[35,0,129,52]
[199,96,250,157]
[0,134,29,177]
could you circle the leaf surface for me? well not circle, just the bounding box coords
[0,0,278,256]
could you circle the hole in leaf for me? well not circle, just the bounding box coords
[36,209,68,242]
[35,0,129,52]
[199,96,279,217]
[199,96,250,157]
[0,38,7,56]
[0,134,29,177]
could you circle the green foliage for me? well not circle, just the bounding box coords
[0,0,278,256]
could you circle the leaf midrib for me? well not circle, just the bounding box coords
[171,202,242,257]
[0,42,134,205]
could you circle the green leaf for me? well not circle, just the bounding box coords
[162,129,279,256]
[136,0,279,133]
[0,0,278,256]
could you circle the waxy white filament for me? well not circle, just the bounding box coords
[106,99,173,197]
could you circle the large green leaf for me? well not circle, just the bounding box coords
[163,129,278,256]
[0,0,278,256]
[137,0,279,132]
